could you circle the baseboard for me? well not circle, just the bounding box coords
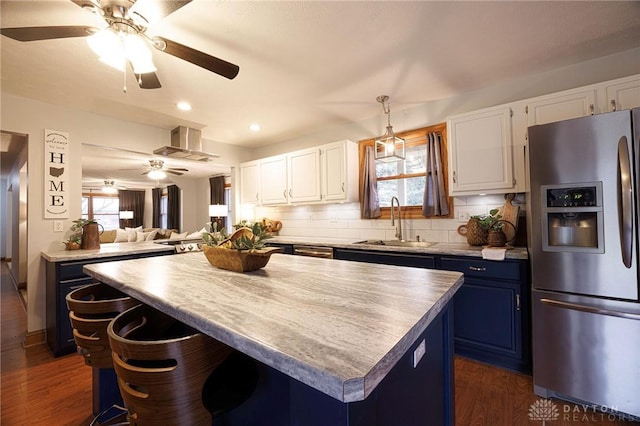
[23,330,46,348]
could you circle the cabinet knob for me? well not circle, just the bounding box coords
[611,99,617,112]
[589,104,595,115]
[255,193,259,201]
[289,189,293,198]
[453,171,457,184]
[283,189,287,198]
[341,182,345,193]
[516,293,521,311]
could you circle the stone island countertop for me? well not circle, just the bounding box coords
[83,252,463,403]
[41,241,175,262]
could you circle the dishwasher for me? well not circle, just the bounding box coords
[292,245,334,259]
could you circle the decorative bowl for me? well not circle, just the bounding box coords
[202,245,283,272]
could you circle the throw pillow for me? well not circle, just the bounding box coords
[169,231,189,240]
[114,228,130,243]
[186,227,208,239]
[125,226,143,242]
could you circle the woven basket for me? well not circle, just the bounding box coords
[464,217,488,246]
[202,245,283,272]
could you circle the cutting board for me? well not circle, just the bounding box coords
[498,193,520,245]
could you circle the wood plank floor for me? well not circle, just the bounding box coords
[1,261,638,425]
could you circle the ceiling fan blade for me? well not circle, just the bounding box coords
[167,170,184,176]
[0,26,96,42]
[130,0,193,25]
[168,167,189,172]
[153,36,239,80]
[138,71,162,89]
[128,62,162,89]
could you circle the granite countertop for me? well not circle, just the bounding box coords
[84,253,463,403]
[41,241,175,262]
[269,236,529,260]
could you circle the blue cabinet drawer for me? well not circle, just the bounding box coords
[440,257,521,281]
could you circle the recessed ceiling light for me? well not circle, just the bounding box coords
[177,101,192,111]
[249,123,261,132]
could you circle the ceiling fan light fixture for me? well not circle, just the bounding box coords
[124,33,156,73]
[102,180,118,194]
[87,28,125,70]
[148,169,166,180]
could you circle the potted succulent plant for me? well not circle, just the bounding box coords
[201,223,282,272]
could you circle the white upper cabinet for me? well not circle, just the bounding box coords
[448,106,516,196]
[259,155,288,205]
[604,75,640,112]
[321,140,357,202]
[288,147,322,203]
[239,160,260,204]
[526,88,597,126]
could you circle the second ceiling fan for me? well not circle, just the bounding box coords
[0,0,239,89]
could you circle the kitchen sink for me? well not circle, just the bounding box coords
[352,240,433,248]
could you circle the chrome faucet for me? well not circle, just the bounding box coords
[390,196,403,241]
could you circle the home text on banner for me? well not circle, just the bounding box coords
[44,129,69,218]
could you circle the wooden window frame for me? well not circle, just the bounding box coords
[358,123,452,220]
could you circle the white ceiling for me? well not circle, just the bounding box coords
[2,1,640,186]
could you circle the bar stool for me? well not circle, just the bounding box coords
[107,304,257,426]
[66,283,139,423]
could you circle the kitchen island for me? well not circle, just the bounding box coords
[84,252,464,425]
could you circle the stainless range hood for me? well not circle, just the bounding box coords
[153,126,219,161]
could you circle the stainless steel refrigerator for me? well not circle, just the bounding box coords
[528,109,640,418]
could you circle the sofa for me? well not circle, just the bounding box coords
[100,227,180,244]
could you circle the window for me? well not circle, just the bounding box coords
[81,193,120,228]
[358,123,451,219]
[160,194,168,229]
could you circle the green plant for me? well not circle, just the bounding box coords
[203,223,272,250]
[70,218,98,231]
[472,209,503,231]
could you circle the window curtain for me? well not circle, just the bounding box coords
[360,146,381,218]
[422,132,450,217]
[152,188,162,228]
[167,184,181,231]
[209,176,226,230]
[118,190,145,228]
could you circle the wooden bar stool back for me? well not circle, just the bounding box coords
[66,283,139,368]
[107,304,235,426]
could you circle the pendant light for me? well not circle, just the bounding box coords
[374,95,405,162]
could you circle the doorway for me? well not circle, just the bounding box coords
[1,130,28,306]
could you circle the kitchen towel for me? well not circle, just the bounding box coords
[482,247,507,261]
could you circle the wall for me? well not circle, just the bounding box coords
[0,94,248,333]
[256,194,525,244]
[6,141,28,286]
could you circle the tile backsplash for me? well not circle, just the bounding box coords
[252,194,526,243]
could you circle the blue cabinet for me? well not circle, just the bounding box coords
[439,257,530,373]
[333,248,436,269]
[332,248,531,373]
[45,251,172,357]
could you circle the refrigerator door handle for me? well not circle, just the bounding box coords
[617,136,634,268]
[540,298,640,320]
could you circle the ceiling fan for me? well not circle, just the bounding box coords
[121,159,189,179]
[0,0,239,89]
